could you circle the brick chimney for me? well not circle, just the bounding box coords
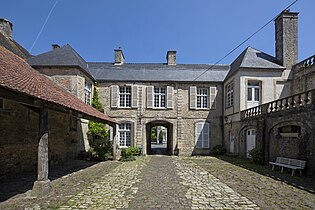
[0,18,13,39]
[114,47,125,65]
[166,51,176,65]
[275,10,299,70]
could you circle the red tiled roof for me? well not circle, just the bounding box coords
[0,46,116,125]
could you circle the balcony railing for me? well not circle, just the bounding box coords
[241,89,315,120]
[293,55,315,72]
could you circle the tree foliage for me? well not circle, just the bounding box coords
[87,85,112,160]
[91,86,104,113]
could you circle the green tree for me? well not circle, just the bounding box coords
[87,86,112,160]
[91,86,104,113]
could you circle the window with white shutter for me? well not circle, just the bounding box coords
[111,85,119,108]
[190,86,197,109]
[147,86,154,108]
[166,86,173,109]
[195,122,210,148]
[209,86,217,109]
[131,85,138,108]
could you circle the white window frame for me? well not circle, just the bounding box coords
[153,87,166,108]
[119,86,132,108]
[84,82,92,105]
[247,81,260,104]
[197,88,208,109]
[195,122,210,149]
[118,123,132,147]
[226,82,234,108]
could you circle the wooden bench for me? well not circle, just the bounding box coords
[269,157,306,176]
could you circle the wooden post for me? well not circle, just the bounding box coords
[112,125,117,160]
[38,103,49,181]
[32,103,53,197]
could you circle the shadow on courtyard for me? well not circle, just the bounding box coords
[0,160,98,202]
[217,155,315,194]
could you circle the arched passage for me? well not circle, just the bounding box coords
[146,121,173,155]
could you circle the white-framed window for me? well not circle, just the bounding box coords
[118,123,132,147]
[84,82,92,105]
[197,88,208,109]
[119,86,132,108]
[154,87,166,108]
[247,81,260,108]
[226,82,234,108]
[195,122,210,148]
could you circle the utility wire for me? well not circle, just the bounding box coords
[192,0,298,82]
[30,0,60,53]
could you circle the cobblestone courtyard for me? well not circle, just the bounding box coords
[1,156,315,209]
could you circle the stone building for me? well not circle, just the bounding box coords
[1,9,315,178]
[0,18,115,188]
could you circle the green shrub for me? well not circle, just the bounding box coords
[120,147,141,161]
[212,145,227,155]
[249,148,263,164]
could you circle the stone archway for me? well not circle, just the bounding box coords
[145,121,173,155]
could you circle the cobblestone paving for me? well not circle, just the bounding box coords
[175,158,259,210]
[58,159,145,209]
[128,155,191,209]
[191,156,315,210]
[57,156,259,209]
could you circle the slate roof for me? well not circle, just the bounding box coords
[27,44,92,79]
[27,44,285,83]
[226,46,285,79]
[0,32,32,59]
[87,63,230,82]
[0,46,116,125]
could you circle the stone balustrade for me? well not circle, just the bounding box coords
[241,89,315,120]
[293,55,315,72]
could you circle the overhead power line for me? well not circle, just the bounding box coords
[30,0,60,53]
[192,0,299,82]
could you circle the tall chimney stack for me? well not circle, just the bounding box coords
[275,10,299,70]
[166,50,176,65]
[114,47,125,65]
[0,18,13,39]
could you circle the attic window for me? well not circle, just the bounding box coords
[278,125,301,137]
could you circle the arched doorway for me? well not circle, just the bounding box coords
[146,121,173,155]
[246,129,256,158]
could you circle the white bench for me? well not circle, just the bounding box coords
[269,157,306,176]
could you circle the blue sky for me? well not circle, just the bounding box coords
[1,0,314,64]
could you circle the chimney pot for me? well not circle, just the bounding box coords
[0,18,13,39]
[52,44,60,50]
[166,50,176,65]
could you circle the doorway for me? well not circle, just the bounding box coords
[246,129,256,158]
[146,121,173,155]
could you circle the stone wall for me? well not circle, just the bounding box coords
[292,55,315,94]
[34,66,93,152]
[0,100,84,179]
[98,81,224,156]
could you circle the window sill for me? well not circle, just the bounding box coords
[195,108,210,111]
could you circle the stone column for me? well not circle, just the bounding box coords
[32,103,53,197]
